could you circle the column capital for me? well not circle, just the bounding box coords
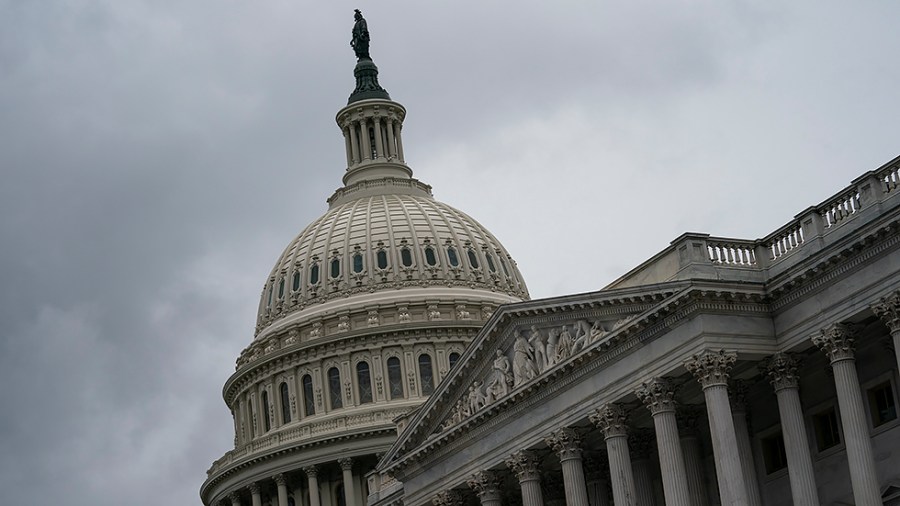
[635,377,678,414]
[761,352,801,392]
[229,491,242,504]
[432,490,465,506]
[544,427,583,460]
[872,291,900,333]
[273,473,287,487]
[505,450,542,482]
[685,349,737,389]
[812,323,857,364]
[468,470,502,500]
[590,403,629,439]
[628,428,655,459]
[248,482,261,495]
[339,457,354,471]
[303,465,319,478]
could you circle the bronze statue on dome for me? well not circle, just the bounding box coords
[351,9,371,60]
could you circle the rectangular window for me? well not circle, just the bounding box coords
[761,432,788,474]
[813,407,841,451]
[867,381,898,427]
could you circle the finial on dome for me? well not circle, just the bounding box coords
[348,9,390,104]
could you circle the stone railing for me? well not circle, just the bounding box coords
[707,239,758,266]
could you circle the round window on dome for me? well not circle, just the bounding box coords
[377,250,389,270]
[424,246,437,266]
[467,249,480,269]
[330,258,341,279]
[447,247,459,267]
[400,248,413,267]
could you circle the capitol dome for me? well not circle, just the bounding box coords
[202,12,528,506]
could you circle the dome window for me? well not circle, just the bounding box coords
[266,287,273,309]
[261,391,271,432]
[377,250,389,270]
[353,252,364,273]
[424,246,437,266]
[449,352,461,369]
[485,253,497,273]
[309,263,320,285]
[302,375,315,416]
[447,247,460,267]
[387,357,404,399]
[419,354,435,396]
[292,271,301,291]
[278,278,285,298]
[467,249,480,269]
[401,247,413,267]
[280,382,291,423]
[357,361,373,404]
[328,367,343,409]
[499,255,511,276]
[330,258,341,279]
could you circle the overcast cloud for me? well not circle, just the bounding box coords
[0,1,898,504]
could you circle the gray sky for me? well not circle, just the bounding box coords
[0,1,897,504]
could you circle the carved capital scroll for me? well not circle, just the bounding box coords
[433,490,465,506]
[544,427,583,461]
[467,470,502,500]
[505,450,542,482]
[761,352,800,392]
[685,349,737,389]
[812,323,857,364]
[636,377,678,415]
[872,291,900,334]
[590,403,629,439]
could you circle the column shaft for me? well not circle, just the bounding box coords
[520,478,544,506]
[343,127,353,167]
[307,471,321,506]
[372,117,384,159]
[348,123,360,164]
[277,480,289,506]
[775,388,819,506]
[587,479,611,506]
[703,385,749,506]
[731,409,762,506]
[833,359,881,504]
[560,456,590,506]
[652,411,692,506]
[681,435,709,506]
[606,436,637,506]
[342,468,357,506]
[394,123,404,161]
[385,119,397,158]
[359,119,372,160]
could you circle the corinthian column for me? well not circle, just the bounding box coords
[872,291,900,376]
[468,470,503,506]
[229,491,242,506]
[677,405,709,506]
[590,404,637,506]
[506,450,544,506]
[339,458,357,506]
[760,353,819,506]
[635,378,691,506]
[304,466,321,506]
[729,381,762,506]
[249,483,262,506]
[812,324,881,505]
[433,490,465,506]
[685,350,749,506]
[274,474,289,506]
[545,428,590,506]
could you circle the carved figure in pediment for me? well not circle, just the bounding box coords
[546,328,560,367]
[556,325,574,362]
[486,350,512,399]
[468,381,487,413]
[572,319,592,352]
[613,315,633,330]
[589,320,608,343]
[512,331,538,386]
[528,325,547,372]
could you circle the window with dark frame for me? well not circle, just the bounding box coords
[868,380,898,427]
[761,432,788,474]
[813,407,841,451]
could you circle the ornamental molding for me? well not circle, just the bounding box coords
[544,427,583,460]
[872,290,900,333]
[684,349,737,389]
[590,403,629,439]
[812,322,857,364]
[432,490,464,506]
[760,352,800,392]
[504,450,542,482]
[467,470,502,498]
[635,377,679,415]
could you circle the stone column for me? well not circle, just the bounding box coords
[229,491,242,506]
[685,350,749,506]
[394,122,404,161]
[304,466,321,506]
[677,405,710,506]
[760,353,820,506]
[635,378,691,506]
[360,119,372,160]
[628,429,657,506]
[729,381,762,506]
[468,470,503,506]
[589,404,637,506]
[348,122,360,165]
[433,490,465,506]
[813,324,881,505]
[249,482,262,506]
[545,428,590,506]
[583,453,611,506]
[385,118,397,158]
[274,474,289,506]
[506,450,544,506]
[872,292,900,377]
[372,117,385,159]
[343,127,353,167]
[339,458,357,506]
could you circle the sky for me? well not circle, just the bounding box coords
[0,1,898,504]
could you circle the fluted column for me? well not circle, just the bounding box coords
[729,381,762,506]
[348,122,360,165]
[468,470,503,506]
[813,324,881,505]
[545,427,590,506]
[761,353,820,506]
[249,483,262,506]
[394,122,404,161]
[304,466,321,506]
[628,429,657,506]
[506,450,544,506]
[229,491,242,506]
[872,292,900,377]
[385,118,397,158]
[433,490,465,506]
[685,350,749,506]
[274,474,289,506]
[677,405,709,506]
[372,117,385,159]
[343,127,353,167]
[339,458,357,506]
[590,404,637,506]
[636,378,691,506]
[359,119,372,160]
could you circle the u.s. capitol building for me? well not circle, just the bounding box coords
[202,12,900,506]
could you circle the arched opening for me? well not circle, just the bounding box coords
[280,382,291,424]
[419,354,435,395]
[387,357,404,400]
[302,375,315,416]
[328,367,343,409]
[357,362,373,404]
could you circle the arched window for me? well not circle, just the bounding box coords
[261,390,271,432]
[467,249,479,269]
[357,361,373,404]
[267,286,273,308]
[449,352,461,369]
[419,354,435,395]
[310,263,320,285]
[278,278,285,298]
[499,255,511,276]
[424,246,437,266]
[353,252,364,273]
[292,271,301,291]
[387,357,404,399]
[330,258,341,279]
[400,248,413,267]
[302,375,315,416]
[447,247,460,267]
[280,382,291,424]
[485,253,497,273]
[377,250,389,269]
[328,367,343,409]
